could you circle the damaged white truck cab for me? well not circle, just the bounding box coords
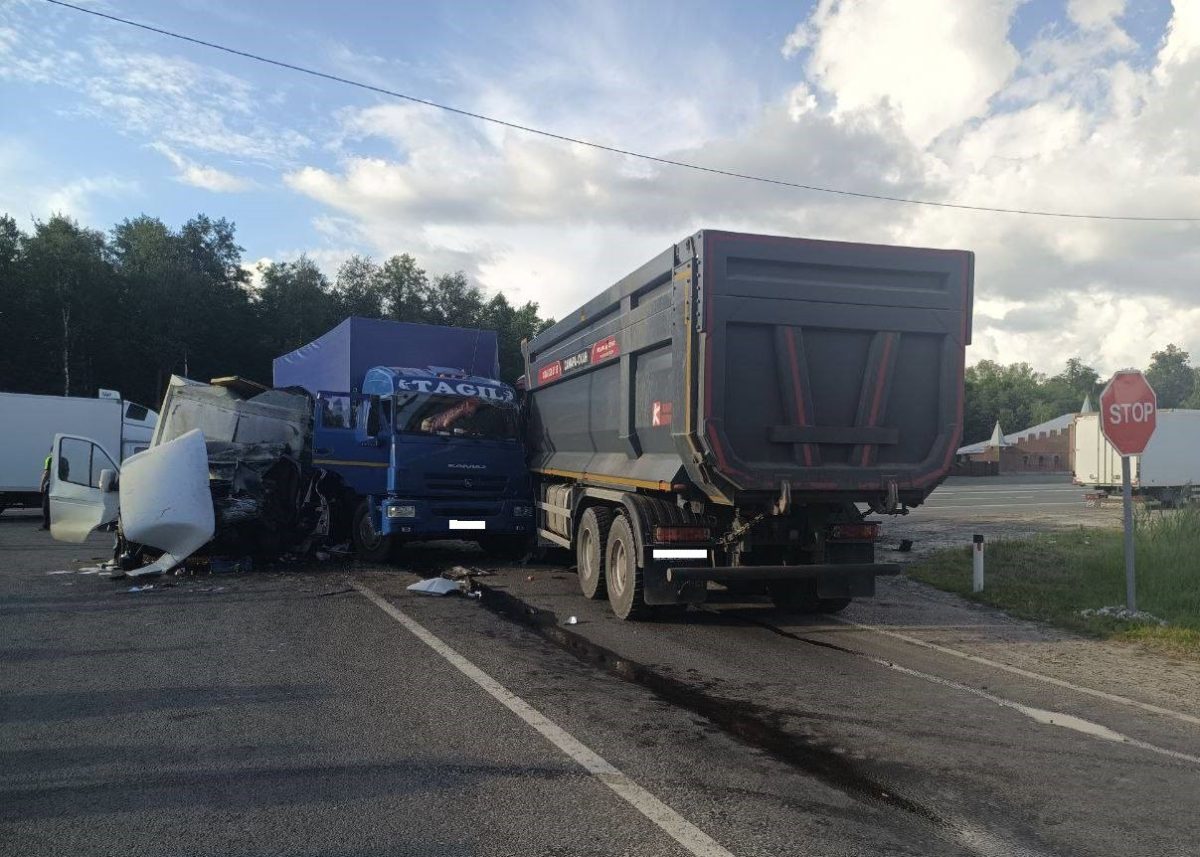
[49,430,216,575]
[48,375,317,573]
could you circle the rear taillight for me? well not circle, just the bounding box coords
[654,525,711,543]
[827,522,879,541]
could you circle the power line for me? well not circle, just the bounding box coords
[41,0,1200,223]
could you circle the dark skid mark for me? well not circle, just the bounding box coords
[476,586,940,825]
[475,587,1057,855]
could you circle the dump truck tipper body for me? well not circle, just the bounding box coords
[523,230,974,618]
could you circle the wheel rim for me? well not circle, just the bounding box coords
[359,513,382,550]
[610,537,627,597]
[580,528,594,581]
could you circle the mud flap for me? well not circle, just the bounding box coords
[816,571,877,600]
[643,561,708,605]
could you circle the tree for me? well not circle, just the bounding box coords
[423,271,485,328]
[962,361,1045,443]
[254,256,338,365]
[1145,344,1194,408]
[333,255,386,320]
[21,215,116,396]
[378,254,430,322]
[481,292,554,382]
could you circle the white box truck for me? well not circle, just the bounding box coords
[1072,409,1200,504]
[0,390,157,513]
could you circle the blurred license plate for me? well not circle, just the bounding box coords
[449,520,486,530]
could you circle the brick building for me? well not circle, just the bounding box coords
[956,412,1077,474]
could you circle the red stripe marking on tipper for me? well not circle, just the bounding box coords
[783,327,813,466]
[860,333,895,466]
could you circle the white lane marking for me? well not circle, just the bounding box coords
[912,501,1085,512]
[838,619,1200,728]
[352,583,736,857]
[873,656,1200,766]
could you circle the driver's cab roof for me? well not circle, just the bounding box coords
[362,367,516,403]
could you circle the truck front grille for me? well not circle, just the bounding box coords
[425,474,508,495]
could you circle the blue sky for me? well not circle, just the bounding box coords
[2,0,1197,373]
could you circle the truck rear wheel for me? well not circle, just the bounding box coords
[576,506,613,599]
[605,515,649,620]
[352,501,398,563]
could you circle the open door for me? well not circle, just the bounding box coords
[49,434,121,543]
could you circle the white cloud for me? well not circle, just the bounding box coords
[151,144,253,193]
[797,0,1022,146]
[1067,0,1126,31]
[781,21,811,59]
[0,4,308,165]
[0,136,136,222]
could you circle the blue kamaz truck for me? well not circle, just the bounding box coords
[274,317,533,561]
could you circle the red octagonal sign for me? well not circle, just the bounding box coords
[1100,370,1158,456]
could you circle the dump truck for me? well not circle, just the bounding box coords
[1072,409,1200,505]
[523,229,974,619]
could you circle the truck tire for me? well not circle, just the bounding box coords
[352,501,398,563]
[605,515,649,620]
[576,506,613,599]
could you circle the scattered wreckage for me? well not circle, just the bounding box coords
[49,376,340,576]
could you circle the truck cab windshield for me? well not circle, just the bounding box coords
[393,393,518,440]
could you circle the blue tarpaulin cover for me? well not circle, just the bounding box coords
[273,317,500,394]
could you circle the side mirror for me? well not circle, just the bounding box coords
[99,469,118,493]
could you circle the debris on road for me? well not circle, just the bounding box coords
[126,584,155,593]
[407,577,460,596]
[210,557,253,575]
[565,615,578,625]
[1080,605,1168,625]
[443,565,493,580]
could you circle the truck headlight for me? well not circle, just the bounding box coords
[387,505,417,519]
[514,505,533,518]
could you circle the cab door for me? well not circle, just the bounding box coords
[49,434,121,543]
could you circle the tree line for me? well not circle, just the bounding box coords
[0,212,552,409]
[963,345,1200,444]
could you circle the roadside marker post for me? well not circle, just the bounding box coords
[972,533,984,593]
[1099,370,1158,614]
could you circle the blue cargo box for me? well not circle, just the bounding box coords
[273,317,500,394]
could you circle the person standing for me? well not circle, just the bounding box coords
[39,451,52,530]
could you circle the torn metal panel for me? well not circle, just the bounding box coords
[119,429,215,567]
[152,375,312,456]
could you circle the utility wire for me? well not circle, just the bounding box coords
[42,0,1200,223]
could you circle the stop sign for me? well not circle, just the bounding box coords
[1100,370,1158,456]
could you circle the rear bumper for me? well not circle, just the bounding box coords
[665,563,900,583]
[644,561,898,605]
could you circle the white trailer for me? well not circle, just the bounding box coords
[0,390,157,512]
[1072,409,1200,503]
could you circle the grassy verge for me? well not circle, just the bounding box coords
[907,507,1200,659]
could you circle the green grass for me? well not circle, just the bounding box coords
[908,506,1200,659]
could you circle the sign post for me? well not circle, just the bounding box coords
[1098,371,1158,613]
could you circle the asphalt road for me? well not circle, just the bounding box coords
[915,476,1086,516]
[3,509,1198,857]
